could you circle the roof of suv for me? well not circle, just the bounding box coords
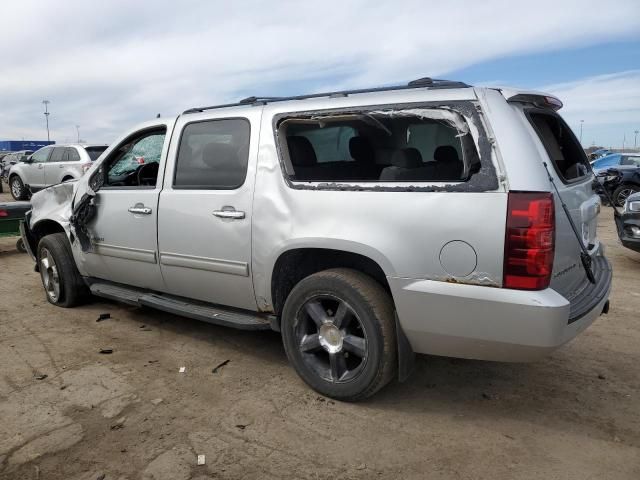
[45,143,108,149]
[180,77,560,119]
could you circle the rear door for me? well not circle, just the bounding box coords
[157,111,260,310]
[44,146,66,185]
[526,110,601,298]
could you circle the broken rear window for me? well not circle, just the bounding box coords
[278,108,480,183]
[528,111,590,182]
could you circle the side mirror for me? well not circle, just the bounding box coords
[21,156,32,163]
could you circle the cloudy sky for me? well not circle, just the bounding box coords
[1,0,639,148]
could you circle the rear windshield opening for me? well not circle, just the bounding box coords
[279,109,480,183]
[84,146,108,161]
[528,112,589,182]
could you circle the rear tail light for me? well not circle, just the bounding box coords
[503,192,555,290]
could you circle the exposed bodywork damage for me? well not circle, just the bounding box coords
[69,190,98,252]
[442,271,501,288]
[29,182,75,231]
[273,100,499,193]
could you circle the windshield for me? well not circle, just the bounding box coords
[84,146,108,161]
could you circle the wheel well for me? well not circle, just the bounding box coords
[271,248,390,315]
[62,175,75,182]
[32,220,66,248]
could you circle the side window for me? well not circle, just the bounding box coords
[30,147,52,163]
[174,118,250,189]
[103,128,166,187]
[280,110,476,183]
[66,148,81,162]
[48,148,65,163]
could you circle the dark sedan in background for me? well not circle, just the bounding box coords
[615,191,640,253]
[594,165,640,207]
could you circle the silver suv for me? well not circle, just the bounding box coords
[21,78,612,400]
[9,143,107,200]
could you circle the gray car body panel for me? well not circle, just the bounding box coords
[25,85,610,362]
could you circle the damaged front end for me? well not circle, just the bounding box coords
[23,170,103,266]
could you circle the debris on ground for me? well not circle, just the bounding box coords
[60,385,67,390]
[110,417,126,430]
[179,366,186,373]
[197,454,206,465]
[235,424,248,430]
[212,359,230,373]
[598,374,606,380]
[151,398,163,406]
[96,474,106,480]
[96,313,111,322]
[34,373,48,380]
[99,348,113,354]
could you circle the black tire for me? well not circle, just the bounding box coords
[9,175,28,201]
[613,183,639,207]
[16,238,26,253]
[37,233,89,307]
[281,268,396,401]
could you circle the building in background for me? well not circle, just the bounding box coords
[0,140,55,152]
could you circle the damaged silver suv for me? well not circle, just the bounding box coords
[22,78,612,401]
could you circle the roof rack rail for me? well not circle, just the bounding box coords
[183,77,470,114]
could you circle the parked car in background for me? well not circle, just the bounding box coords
[591,152,640,174]
[588,148,611,161]
[22,79,611,401]
[615,191,640,252]
[595,165,640,207]
[8,144,108,200]
[1,150,33,180]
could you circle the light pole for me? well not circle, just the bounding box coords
[76,125,80,143]
[42,100,51,142]
[579,120,584,145]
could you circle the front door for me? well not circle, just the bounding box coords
[23,146,51,189]
[157,112,260,310]
[82,121,174,291]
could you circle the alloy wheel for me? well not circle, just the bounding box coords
[295,294,368,383]
[616,188,635,207]
[40,248,61,302]
[11,178,21,198]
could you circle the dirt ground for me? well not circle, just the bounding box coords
[1,187,639,480]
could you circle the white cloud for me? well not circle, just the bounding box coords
[0,0,639,145]
[542,71,640,147]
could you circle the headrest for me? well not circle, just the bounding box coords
[391,148,423,168]
[434,145,459,163]
[287,136,317,166]
[349,137,374,164]
[202,142,238,169]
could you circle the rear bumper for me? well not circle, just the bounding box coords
[389,257,612,362]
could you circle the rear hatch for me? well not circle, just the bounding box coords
[523,108,606,305]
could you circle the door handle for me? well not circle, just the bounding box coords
[212,207,245,219]
[128,204,152,215]
[59,164,64,168]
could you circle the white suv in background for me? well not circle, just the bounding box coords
[9,144,108,200]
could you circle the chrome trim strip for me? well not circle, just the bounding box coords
[93,243,157,264]
[160,252,249,276]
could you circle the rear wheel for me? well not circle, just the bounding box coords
[37,233,89,307]
[613,183,639,207]
[10,175,28,200]
[281,268,396,401]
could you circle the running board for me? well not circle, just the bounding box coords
[89,281,272,331]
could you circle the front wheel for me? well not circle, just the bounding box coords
[10,175,28,200]
[613,183,639,207]
[37,233,89,307]
[281,268,396,401]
